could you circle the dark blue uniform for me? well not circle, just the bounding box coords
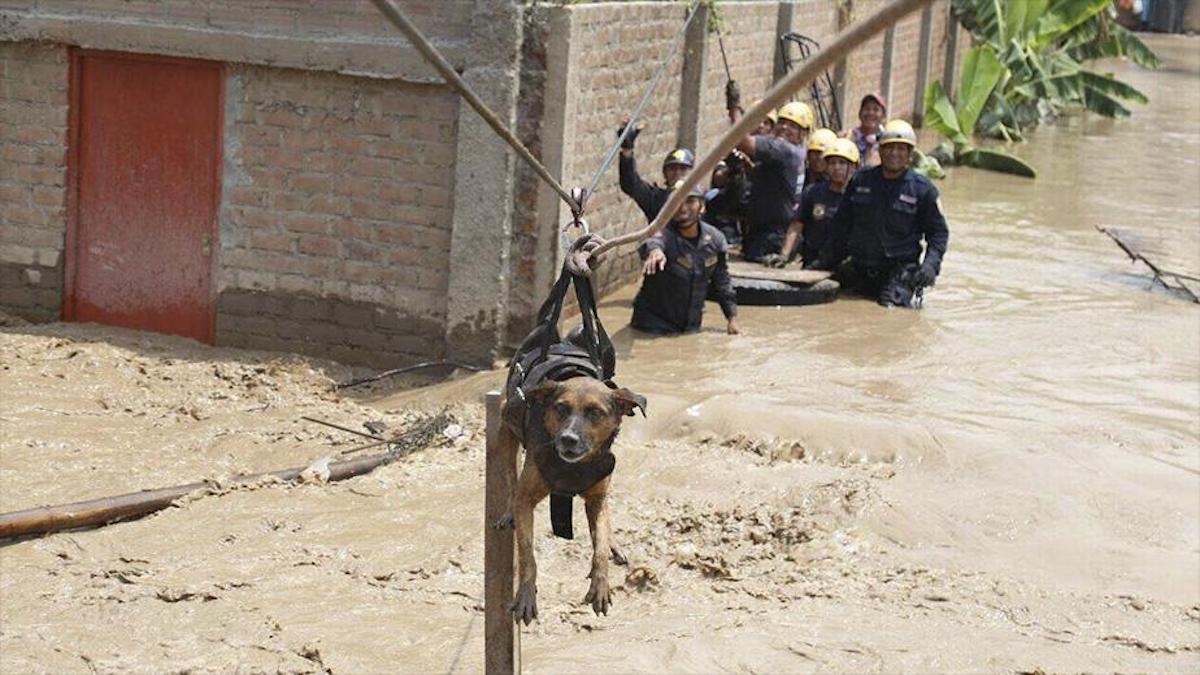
[743,136,804,261]
[618,154,670,223]
[818,165,949,303]
[632,222,738,335]
[796,180,844,263]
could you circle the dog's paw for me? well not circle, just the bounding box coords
[492,513,514,531]
[584,577,612,616]
[510,583,538,625]
[610,544,628,566]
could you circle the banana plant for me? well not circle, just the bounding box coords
[924,0,1158,177]
[924,46,1038,177]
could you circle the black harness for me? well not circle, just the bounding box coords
[504,255,618,540]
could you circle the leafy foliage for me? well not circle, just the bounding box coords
[922,0,1159,177]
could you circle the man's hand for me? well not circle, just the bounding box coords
[642,248,666,276]
[727,317,742,335]
[725,80,741,113]
[617,117,642,150]
[913,260,937,287]
[761,253,788,269]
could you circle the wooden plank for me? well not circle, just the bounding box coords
[483,391,515,675]
[727,260,832,285]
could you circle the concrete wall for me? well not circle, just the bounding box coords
[0,41,67,323]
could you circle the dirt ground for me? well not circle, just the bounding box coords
[3,35,1200,675]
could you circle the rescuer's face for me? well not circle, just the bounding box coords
[671,196,704,225]
[663,164,689,186]
[880,143,912,174]
[826,156,854,184]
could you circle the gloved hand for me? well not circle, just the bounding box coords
[725,80,741,112]
[912,259,938,287]
[617,118,642,150]
[761,253,788,269]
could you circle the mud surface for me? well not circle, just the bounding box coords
[3,36,1200,674]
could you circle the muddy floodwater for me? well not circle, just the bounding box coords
[2,35,1199,674]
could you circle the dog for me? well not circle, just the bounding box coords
[496,375,645,624]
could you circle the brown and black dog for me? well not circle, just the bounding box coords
[497,376,645,624]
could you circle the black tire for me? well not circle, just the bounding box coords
[731,277,840,306]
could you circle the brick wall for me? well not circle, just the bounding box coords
[217,64,459,366]
[0,41,68,323]
[562,2,689,301]
[842,0,890,129]
[928,0,950,98]
[890,11,923,120]
[789,0,840,128]
[697,2,780,152]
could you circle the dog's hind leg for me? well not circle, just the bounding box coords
[581,477,613,615]
[510,457,549,625]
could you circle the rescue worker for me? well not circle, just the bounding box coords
[841,93,886,168]
[729,99,813,261]
[705,149,753,245]
[617,118,695,222]
[804,128,839,187]
[632,182,741,336]
[774,138,860,267]
[810,120,949,308]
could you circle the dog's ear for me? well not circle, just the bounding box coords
[527,380,562,406]
[610,387,647,417]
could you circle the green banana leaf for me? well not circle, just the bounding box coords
[957,45,1006,137]
[1067,19,1162,68]
[1079,70,1149,104]
[1082,88,1133,118]
[923,81,969,147]
[913,149,947,180]
[958,148,1038,177]
[1032,0,1110,48]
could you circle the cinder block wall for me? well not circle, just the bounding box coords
[216,65,459,365]
[0,42,68,323]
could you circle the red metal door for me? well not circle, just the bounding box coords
[66,51,222,343]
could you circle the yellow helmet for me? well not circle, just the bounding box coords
[823,137,861,164]
[807,128,838,152]
[776,101,815,130]
[878,119,917,147]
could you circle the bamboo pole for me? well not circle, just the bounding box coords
[483,391,516,675]
[580,0,935,270]
[0,449,410,540]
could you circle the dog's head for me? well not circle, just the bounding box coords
[529,376,646,463]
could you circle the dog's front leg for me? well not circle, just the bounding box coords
[582,477,613,615]
[511,460,548,625]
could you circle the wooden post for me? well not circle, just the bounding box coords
[484,391,515,675]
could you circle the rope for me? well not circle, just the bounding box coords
[576,0,936,271]
[368,0,582,214]
[583,1,703,202]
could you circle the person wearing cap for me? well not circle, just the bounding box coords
[804,128,839,188]
[728,97,813,261]
[772,137,860,268]
[811,120,949,308]
[841,93,887,168]
[632,181,740,336]
[616,118,694,223]
[705,148,753,245]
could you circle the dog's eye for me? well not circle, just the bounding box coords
[585,406,606,421]
[554,402,571,418]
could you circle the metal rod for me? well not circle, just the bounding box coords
[336,360,486,390]
[368,0,581,213]
[300,416,386,442]
[584,1,702,201]
[717,32,733,82]
[582,0,935,267]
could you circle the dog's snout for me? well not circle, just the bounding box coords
[559,431,580,451]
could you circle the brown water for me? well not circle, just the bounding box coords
[2,35,1198,674]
